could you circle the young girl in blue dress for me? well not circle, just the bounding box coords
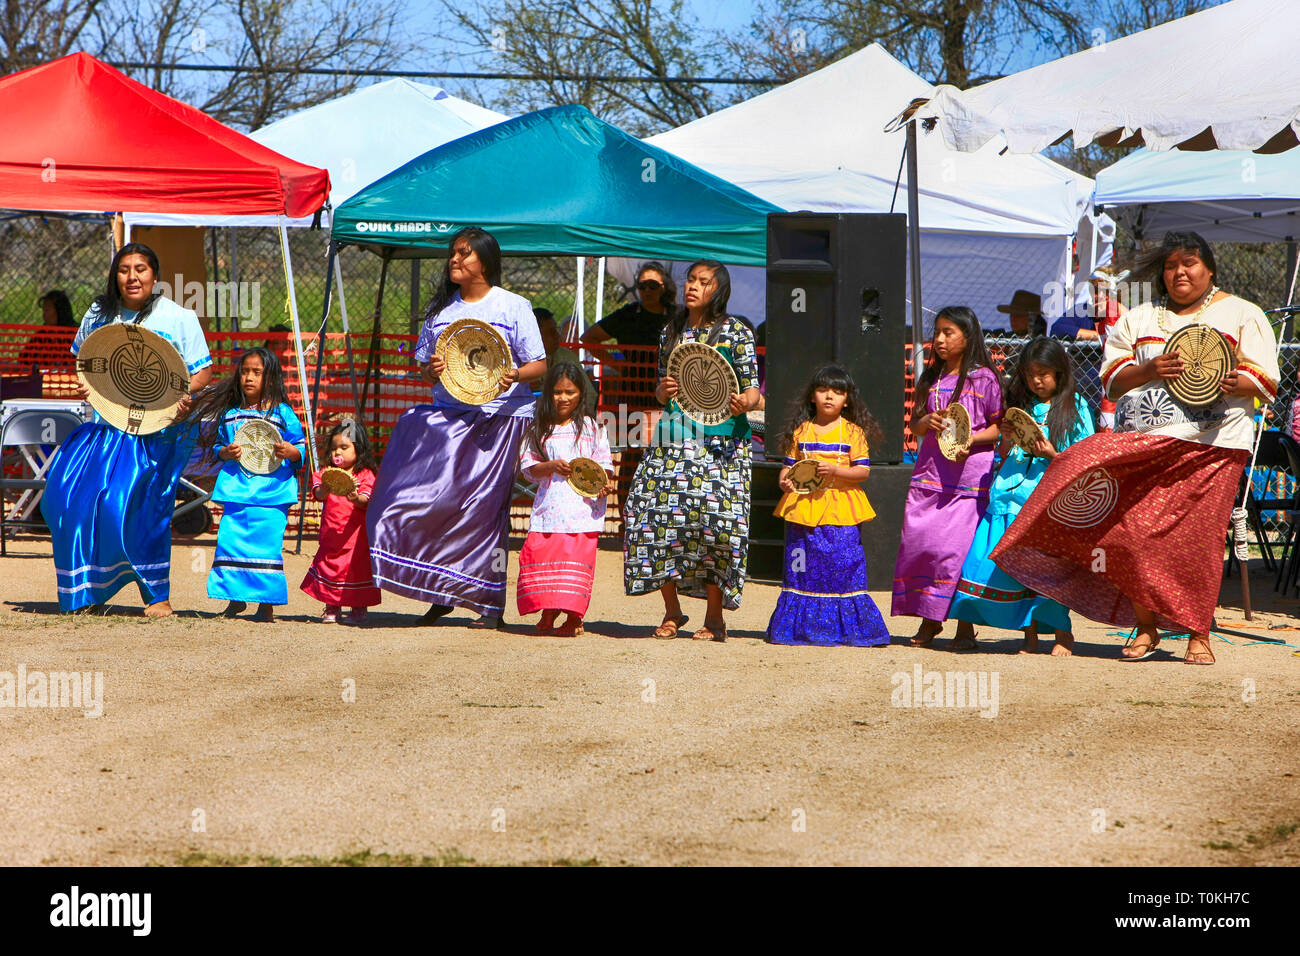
[766,364,890,646]
[948,337,1094,654]
[190,348,306,622]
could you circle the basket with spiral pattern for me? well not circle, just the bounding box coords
[666,341,738,426]
[75,323,189,435]
[1164,324,1234,408]
[435,318,513,405]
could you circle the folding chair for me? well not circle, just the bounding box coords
[0,407,87,555]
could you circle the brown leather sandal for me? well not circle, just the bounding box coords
[1184,634,1215,665]
[653,614,688,639]
[692,621,727,642]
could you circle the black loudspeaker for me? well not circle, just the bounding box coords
[766,213,907,463]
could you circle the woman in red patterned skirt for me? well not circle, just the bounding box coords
[990,232,1279,664]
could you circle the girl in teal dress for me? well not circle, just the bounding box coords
[948,337,1094,655]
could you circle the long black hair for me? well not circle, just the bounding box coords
[636,261,678,314]
[41,290,76,327]
[422,227,504,323]
[912,305,994,418]
[93,242,163,324]
[773,363,884,459]
[525,361,599,461]
[663,259,731,354]
[185,348,292,461]
[1006,337,1080,449]
[1136,230,1220,299]
[321,418,379,474]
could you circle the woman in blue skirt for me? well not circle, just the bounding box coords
[41,243,212,616]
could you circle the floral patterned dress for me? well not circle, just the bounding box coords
[622,317,758,610]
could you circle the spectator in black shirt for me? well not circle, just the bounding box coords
[581,261,678,406]
[582,261,677,348]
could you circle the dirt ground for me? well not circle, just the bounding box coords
[1,533,1298,867]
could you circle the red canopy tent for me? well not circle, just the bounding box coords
[0,52,329,216]
[0,53,331,468]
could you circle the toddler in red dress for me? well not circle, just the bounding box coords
[301,420,382,623]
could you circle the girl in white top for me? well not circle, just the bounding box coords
[517,361,615,636]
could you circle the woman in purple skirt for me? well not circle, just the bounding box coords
[366,228,546,627]
[892,306,1003,650]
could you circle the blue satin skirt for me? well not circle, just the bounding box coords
[766,523,890,647]
[41,420,197,611]
[208,503,290,605]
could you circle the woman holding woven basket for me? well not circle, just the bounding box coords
[622,260,761,642]
[990,232,1280,664]
[365,227,546,628]
[41,243,213,616]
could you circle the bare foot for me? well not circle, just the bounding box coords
[144,600,174,618]
[1019,628,1039,655]
[254,603,274,622]
[221,601,247,618]
[536,610,557,636]
[554,613,584,637]
[1051,632,1074,657]
[951,622,977,651]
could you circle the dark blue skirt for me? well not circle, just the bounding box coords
[41,420,197,611]
[766,523,890,647]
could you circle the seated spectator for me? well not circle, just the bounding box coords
[17,290,78,371]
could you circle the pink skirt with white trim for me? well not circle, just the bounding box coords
[516,531,598,616]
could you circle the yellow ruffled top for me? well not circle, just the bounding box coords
[774,419,876,527]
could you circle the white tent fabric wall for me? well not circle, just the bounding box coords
[645,44,1103,331]
[606,233,1075,339]
[124,80,510,231]
[1095,149,1300,243]
[915,0,1300,154]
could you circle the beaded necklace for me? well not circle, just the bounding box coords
[1156,284,1218,334]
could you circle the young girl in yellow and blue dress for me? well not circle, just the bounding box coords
[948,337,1094,655]
[767,364,890,646]
[190,347,306,622]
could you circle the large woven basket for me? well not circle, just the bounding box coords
[666,341,737,426]
[75,323,189,435]
[435,318,513,405]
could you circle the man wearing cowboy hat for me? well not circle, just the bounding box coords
[989,289,1046,337]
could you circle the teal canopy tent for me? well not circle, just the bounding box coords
[331,104,781,265]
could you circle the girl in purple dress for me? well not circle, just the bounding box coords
[892,306,1003,650]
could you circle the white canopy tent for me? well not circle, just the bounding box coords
[1095,149,1300,243]
[913,0,1300,155]
[126,79,508,231]
[643,44,1102,331]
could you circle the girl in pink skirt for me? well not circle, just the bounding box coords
[517,362,615,636]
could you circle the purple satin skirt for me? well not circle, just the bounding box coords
[367,405,527,616]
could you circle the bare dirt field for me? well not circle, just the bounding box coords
[1,534,1298,866]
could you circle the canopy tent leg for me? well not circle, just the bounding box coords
[906,120,925,384]
[280,222,317,555]
[574,256,586,338]
[359,254,392,440]
[308,245,336,458]
[592,257,606,341]
[333,244,363,413]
